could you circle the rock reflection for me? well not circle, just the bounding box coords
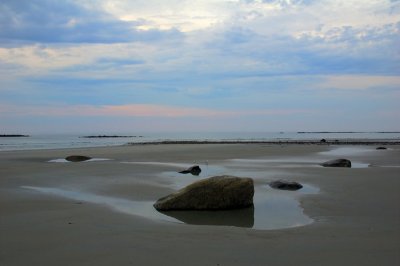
[158,206,254,228]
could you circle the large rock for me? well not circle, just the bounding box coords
[154,176,254,211]
[179,165,201,176]
[269,180,303,191]
[321,158,351,168]
[65,155,91,162]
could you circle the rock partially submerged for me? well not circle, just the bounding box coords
[321,158,351,168]
[179,165,201,176]
[269,180,303,191]
[376,147,387,150]
[154,176,254,211]
[65,155,92,162]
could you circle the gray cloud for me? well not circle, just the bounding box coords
[0,0,182,45]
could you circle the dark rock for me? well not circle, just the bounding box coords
[321,158,351,168]
[376,147,387,150]
[179,165,201,176]
[320,139,327,143]
[65,155,92,162]
[153,176,254,211]
[269,180,303,191]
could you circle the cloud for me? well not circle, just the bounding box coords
[1,1,399,77]
[317,75,400,90]
[0,0,182,44]
[0,103,310,118]
[0,104,225,117]
[0,0,399,132]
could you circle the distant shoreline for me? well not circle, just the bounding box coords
[80,135,144,138]
[297,131,400,134]
[0,134,29,137]
[128,140,400,146]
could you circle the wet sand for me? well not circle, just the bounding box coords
[1,144,399,265]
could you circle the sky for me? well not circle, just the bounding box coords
[0,0,399,133]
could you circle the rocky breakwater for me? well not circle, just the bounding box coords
[154,176,254,211]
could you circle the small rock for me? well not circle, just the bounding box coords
[376,147,387,150]
[65,155,91,162]
[320,139,327,143]
[179,165,201,176]
[321,158,351,168]
[269,180,303,191]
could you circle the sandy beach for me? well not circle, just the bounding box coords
[1,143,399,266]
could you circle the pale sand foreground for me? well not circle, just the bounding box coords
[0,144,399,265]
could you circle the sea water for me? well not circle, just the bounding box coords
[1,132,399,151]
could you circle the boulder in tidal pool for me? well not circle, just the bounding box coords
[154,175,254,211]
[269,180,303,191]
[65,155,92,162]
[321,158,351,168]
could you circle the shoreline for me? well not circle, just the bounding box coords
[1,140,399,154]
[0,134,29,137]
[128,139,400,145]
[2,140,399,154]
[2,132,400,153]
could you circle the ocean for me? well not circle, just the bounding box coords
[1,132,399,151]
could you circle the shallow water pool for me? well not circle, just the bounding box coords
[22,181,318,231]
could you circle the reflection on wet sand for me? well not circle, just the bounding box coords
[159,206,255,228]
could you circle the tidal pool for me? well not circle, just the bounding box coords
[227,157,370,169]
[22,181,318,231]
[25,157,321,230]
[147,161,319,229]
[318,146,377,156]
[158,184,318,230]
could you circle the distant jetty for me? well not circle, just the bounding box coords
[81,135,143,138]
[297,131,400,134]
[128,140,400,146]
[0,134,29,137]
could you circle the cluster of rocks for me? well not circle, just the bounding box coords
[154,156,359,212]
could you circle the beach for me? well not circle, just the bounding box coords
[1,143,399,265]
